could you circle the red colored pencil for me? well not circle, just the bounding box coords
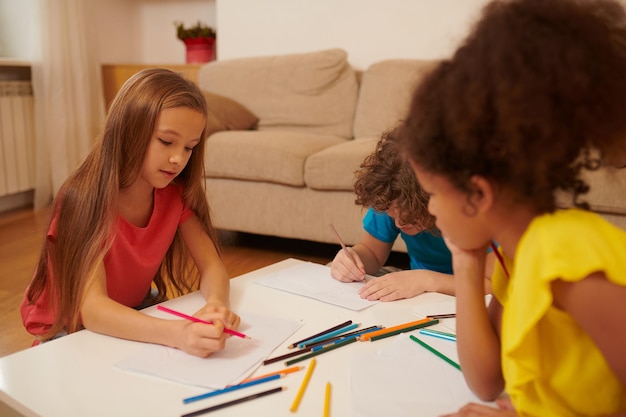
[156,305,250,339]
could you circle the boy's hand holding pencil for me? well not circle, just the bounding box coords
[329,224,367,282]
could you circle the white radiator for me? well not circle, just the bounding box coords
[0,80,35,197]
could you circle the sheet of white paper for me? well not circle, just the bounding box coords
[114,311,302,389]
[252,261,378,311]
[412,295,492,332]
[351,334,493,417]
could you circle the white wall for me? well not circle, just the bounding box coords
[216,0,491,70]
[95,0,216,64]
[2,0,489,67]
[0,0,37,59]
[0,0,215,64]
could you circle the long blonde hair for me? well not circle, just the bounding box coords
[26,68,219,339]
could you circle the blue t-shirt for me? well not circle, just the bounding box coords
[363,208,453,274]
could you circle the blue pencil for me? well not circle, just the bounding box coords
[183,373,284,404]
[297,322,360,348]
[311,326,382,351]
[419,329,457,342]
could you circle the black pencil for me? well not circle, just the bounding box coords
[285,337,357,366]
[181,386,285,417]
[263,325,380,365]
[426,313,456,319]
[287,320,352,349]
[263,346,314,365]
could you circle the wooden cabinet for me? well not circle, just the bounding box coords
[101,64,202,109]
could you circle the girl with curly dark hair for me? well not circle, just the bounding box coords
[399,0,626,415]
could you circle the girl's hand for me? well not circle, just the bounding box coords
[196,302,241,331]
[444,237,490,283]
[330,247,366,282]
[176,319,227,358]
[358,270,434,301]
[440,399,517,417]
[174,303,241,358]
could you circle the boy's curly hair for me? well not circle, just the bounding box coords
[399,0,626,213]
[354,129,436,232]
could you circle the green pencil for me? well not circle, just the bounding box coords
[409,334,461,371]
[369,319,439,342]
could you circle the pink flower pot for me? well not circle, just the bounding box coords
[183,38,216,64]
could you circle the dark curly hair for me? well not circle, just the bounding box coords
[354,129,436,232]
[399,0,626,213]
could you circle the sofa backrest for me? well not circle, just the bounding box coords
[353,59,439,139]
[197,48,358,138]
[558,167,626,230]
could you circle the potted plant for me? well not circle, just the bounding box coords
[174,21,217,64]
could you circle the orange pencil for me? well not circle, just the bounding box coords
[239,365,303,384]
[359,318,434,341]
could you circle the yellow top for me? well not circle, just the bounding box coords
[492,209,626,417]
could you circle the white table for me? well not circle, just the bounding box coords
[0,258,473,417]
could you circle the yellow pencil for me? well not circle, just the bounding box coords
[290,358,317,412]
[323,382,331,417]
[240,365,303,384]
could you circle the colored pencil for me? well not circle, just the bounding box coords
[329,223,360,269]
[182,386,285,417]
[287,320,352,349]
[323,382,331,417]
[426,313,456,319]
[419,329,457,342]
[239,365,303,384]
[311,326,383,351]
[297,322,360,348]
[409,335,461,370]
[156,305,250,339]
[263,345,315,365]
[290,358,316,412]
[303,325,382,349]
[183,373,284,404]
[286,337,357,366]
[490,241,509,278]
[262,326,380,365]
[369,319,439,342]
[359,318,434,341]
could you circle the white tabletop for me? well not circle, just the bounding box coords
[0,258,474,417]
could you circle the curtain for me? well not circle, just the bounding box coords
[32,0,105,209]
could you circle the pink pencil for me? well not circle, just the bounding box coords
[157,305,251,339]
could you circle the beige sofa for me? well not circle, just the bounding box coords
[197,49,626,250]
[197,49,438,250]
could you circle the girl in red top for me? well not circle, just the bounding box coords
[21,68,240,358]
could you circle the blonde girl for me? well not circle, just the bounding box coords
[22,68,240,358]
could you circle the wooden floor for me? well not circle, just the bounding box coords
[0,206,406,358]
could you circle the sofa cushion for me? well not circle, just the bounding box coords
[204,130,347,186]
[353,59,439,138]
[202,90,259,133]
[197,49,358,138]
[567,167,626,216]
[305,137,378,191]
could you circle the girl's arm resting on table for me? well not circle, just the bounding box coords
[80,257,227,357]
[452,246,504,401]
[179,215,240,330]
[359,269,455,300]
[358,242,495,300]
[552,272,626,388]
